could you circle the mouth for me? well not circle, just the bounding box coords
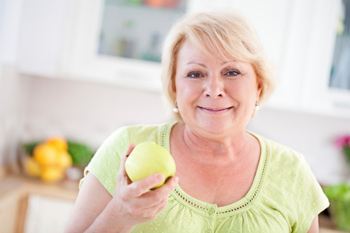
[198,106,234,113]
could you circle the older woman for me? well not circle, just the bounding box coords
[66,10,329,233]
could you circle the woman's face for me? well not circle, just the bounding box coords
[174,39,261,138]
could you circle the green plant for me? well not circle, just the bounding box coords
[323,183,350,231]
[67,141,94,167]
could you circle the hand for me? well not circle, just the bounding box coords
[111,143,179,229]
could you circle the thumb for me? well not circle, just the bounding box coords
[117,143,135,185]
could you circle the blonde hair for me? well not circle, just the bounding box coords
[161,10,275,121]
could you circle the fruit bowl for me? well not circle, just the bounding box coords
[21,136,94,183]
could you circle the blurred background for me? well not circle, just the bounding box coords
[0,0,350,232]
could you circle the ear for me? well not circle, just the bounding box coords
[172,78,176,93]
[256,78,263,100]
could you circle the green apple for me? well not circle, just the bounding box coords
[125,142,176,189]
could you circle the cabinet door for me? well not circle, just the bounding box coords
[23,195,74,233]
[17,0,69,77]
[285,0,350,117]
[0,194,20,233]
[62,0,189,91]
[307,0,350,117]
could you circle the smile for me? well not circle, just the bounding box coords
[198,106,234,113]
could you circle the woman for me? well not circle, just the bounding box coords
[66,10,329,232]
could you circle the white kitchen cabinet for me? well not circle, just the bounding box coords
[0,174,79,233]
[300,0,350,117]
[265,0,349,116]
[231,0,350,118]
[16,0,69,77]
[13,0,350,118]
[59,0,293,92]
[14,0,290,90]
[24,195,74,233]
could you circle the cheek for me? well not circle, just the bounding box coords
[227,80,258,103]
[176,80,202,101]
[177,88,195,109]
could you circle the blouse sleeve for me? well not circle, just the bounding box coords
[79,126,130,196]
[291,154,329,232]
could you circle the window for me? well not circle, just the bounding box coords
[98,0,187,62]
[329,0,350,91]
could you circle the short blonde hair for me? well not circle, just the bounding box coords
[161,10,275,122]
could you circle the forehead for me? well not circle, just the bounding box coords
[176,39,253,69]
[177,40,206,58]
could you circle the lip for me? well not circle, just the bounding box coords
[198,106,234,114]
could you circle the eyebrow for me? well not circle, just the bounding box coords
[222,60,237,65]
[186,60,237,68]
[186,62,207,68]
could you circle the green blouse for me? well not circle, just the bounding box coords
[80,122,329,233]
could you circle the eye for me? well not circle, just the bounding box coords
[187,72,204,78]
[225,70,241,76]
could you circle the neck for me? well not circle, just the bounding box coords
[176,123,250,165]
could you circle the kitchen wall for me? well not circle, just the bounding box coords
[248,107,350,185]
[0,67,24,169]
[0,65,349,185]
[18,71,170,148]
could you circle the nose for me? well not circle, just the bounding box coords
[204,75,225,98]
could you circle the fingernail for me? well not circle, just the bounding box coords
[173,177,179,184]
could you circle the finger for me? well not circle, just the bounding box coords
[128,173,164,197]
[118,176,177,218]
[140,198,169,220]
[131,176,179,209]
[154,176,179,196]
[153,198,169,214]
[117,143,135,184]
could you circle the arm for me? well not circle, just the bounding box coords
[65,172,129,233]
[307,215,319,233]
[65,144,178,233]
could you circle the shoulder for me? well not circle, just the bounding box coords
[120,123,165,136]
[252,132,317,197]
[249,132,305,172]
[263,137,305,168]
[111,122,175,144]
[253,134,329,229]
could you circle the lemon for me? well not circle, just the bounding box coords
[46,136,68,151]
[33,143,59,166]
[24,156,41,177]
[57,151,73,169]
[40,166,64,182]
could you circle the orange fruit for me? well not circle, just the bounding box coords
[57,151,73,169]
[40,166,64,182]
[46,136,68,151]
[33,143,59,166]
[24,156,41,177]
